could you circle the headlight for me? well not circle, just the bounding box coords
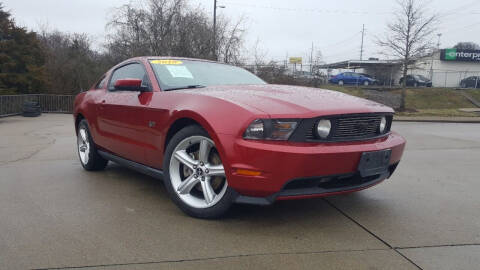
[316,119,331,139]
[243,119,265,139]
[379,116,387,133]
[243,119,298,140]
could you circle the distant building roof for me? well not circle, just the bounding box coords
[318,59,403,69]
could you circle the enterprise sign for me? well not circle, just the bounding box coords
[440,48,480,62]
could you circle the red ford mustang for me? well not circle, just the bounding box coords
[74,57,406,218]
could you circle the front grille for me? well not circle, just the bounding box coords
[283,173,377,191]
[289,113,393,142]
[333,115,382,139]
[277,163,399,198]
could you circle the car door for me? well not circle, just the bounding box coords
[406,75,415,86]
[342,72,351,84]
[96,62,153,164]
[335,73,345,83]
[351,73,361,85]
[465,77,473,87]
[468,77,479,88]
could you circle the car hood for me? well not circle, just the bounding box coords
[181,84,393,117]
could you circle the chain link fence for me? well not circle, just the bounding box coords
[242,63,480,88]
[0,94,75,117]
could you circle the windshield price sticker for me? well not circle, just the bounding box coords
[150,60,183,65]
[165,65,194,79]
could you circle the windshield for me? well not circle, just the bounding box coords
[149,59,266,90]
[414,75,429,81]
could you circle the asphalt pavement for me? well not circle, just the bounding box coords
[0,114,479,270]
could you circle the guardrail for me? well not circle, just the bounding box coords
[0,94,75,117]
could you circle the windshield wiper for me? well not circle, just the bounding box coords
[163,85,206,91]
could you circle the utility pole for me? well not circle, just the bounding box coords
[213,0,225,61]
[430,33,442,80]
[436,33,442,49]
[310,42,314,74]
[360,24,365,61]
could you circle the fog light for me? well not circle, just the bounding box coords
[379,116,387,133]
[316,119,331,139]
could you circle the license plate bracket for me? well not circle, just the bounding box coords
[358,149,392,177]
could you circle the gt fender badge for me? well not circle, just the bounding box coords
[148,121,156,128]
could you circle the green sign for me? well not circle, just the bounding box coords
[440,48,480,62]
[444,48,457,60]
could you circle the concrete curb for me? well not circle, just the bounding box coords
[459,91,480,108]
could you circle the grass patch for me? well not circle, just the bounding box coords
[396,109,478,117]
[318,85,480,117]
[403,88,473,109]
[464,89,480,103]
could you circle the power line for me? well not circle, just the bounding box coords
[222,1,391,15]
[360,24,365,60]
[442,20,480,34]
[318,31,362,50]
[323,46,372,60]
[437,0,480,19]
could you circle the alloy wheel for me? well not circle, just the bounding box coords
[169,136,228,209]
[78,128,90,165]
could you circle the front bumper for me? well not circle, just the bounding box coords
[217,131,406,204]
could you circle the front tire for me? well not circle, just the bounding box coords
[163,125,235,219]
[338,80,344,86]
[77,119,108,171]
[363,80,369,86]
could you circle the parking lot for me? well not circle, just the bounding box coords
[1,114,479,270]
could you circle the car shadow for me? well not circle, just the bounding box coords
[98,162,376,223]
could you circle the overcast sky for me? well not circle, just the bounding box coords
[3,0,480,63]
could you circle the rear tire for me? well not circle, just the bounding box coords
[338,80,344,86]
[22,111,41,117]
[77,119,108,171]
[22,101,41,117]
[363,81,369,86]
[163,125,235,219]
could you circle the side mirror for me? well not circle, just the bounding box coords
[114,79,143,91]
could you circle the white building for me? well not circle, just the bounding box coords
[320,48,480,87]
[411,50,480,87]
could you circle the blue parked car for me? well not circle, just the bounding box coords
[329,72,377,86]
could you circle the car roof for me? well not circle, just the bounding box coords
[111,56,231,70]
[126,56,218,64]
[111,56,229,72]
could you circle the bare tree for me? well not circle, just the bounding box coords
[105,0,245,63]
[38,30,107,94]
[377,0,437,110]
[251,38,267,67]
[217,16,246,64]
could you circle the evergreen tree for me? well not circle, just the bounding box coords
[0,3,47,94]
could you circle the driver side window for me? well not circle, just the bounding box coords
[108,63,151,91]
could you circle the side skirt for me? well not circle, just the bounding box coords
[98,150,164,180]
